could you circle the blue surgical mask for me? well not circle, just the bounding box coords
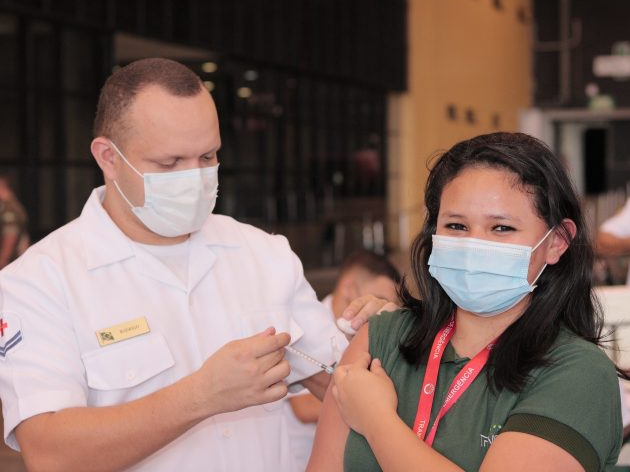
[427,229,554,317]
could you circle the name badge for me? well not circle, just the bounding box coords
[95,317,150,347]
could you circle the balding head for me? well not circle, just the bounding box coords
[93,58,204,144]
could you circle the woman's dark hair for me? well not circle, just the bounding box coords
[399,132,614,392]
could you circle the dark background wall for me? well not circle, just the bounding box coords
[0,0,407,268]
[534,0,630,107]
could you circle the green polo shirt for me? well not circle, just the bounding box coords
[344,310,622,472]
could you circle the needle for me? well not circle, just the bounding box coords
[285,345,335,374]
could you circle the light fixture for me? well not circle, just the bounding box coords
[201,61,218,73]
[237,87,253,98]
[244,70,259,81]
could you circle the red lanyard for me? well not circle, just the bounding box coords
[412,318,496,447]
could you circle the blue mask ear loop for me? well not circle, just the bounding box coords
[530,227,556,290]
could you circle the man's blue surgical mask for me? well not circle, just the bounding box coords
[428,228,554,317]
[110,141,219,237]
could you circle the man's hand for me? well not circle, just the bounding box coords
[193,327,291,415]
[15,328,292,472]
[339,294,399,334]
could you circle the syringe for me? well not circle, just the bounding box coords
[285,345,335,374]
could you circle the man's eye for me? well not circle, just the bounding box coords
[161,158,179,168]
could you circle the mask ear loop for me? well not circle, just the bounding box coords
[109,140,144,178]
[109,140,145,210]
[532,227,555,252]
[530,226,556,290]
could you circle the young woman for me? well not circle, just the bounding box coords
[308,132,623,472]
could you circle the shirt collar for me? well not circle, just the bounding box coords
[442,342,470,365]
[81,186,241,270]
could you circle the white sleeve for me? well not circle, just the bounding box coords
[0,255,88,450]
[282,245,348,386]
[601,198,630,237]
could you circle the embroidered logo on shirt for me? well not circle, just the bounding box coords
[480,424,502,448]
[0,312,23,360]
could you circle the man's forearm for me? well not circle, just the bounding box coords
[16,374,210,472]
[14,329,292,472]
[302,370,331,401]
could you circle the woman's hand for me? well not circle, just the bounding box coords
[332,353,398,436]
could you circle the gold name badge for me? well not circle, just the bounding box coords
[95,317,150,347]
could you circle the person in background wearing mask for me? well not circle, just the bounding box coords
[0,58,349,472]
[285,249,401,471]
[308,132,624,471]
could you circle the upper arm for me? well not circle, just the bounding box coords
[480,432,584,472]
[0,261,87,449]
[14,412,55,459]
[307,323,370,472]
[494,343,621,471]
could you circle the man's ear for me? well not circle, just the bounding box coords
[91,137,118,182]
[546,218,577,265]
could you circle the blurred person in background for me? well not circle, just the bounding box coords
[0,175,29,268]
[285,249,401,471]
[596,197,630,284]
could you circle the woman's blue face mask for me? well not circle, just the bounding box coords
[427,228,554,317]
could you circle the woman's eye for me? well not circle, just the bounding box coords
[493,225,515,232]
[446,223,467,231]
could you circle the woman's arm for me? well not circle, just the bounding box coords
[330,353,463,472]
[311,325,584,472]
[307,324,459,472]
[307,324,370,471]
[480,432,583,471]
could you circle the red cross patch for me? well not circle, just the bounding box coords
[0,312,22,360]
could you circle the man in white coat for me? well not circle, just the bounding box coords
[0,58,348,472]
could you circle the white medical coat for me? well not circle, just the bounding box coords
[0,187,346,471]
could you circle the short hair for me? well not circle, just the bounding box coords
[93,58,203,142]
[339,249,401,284]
